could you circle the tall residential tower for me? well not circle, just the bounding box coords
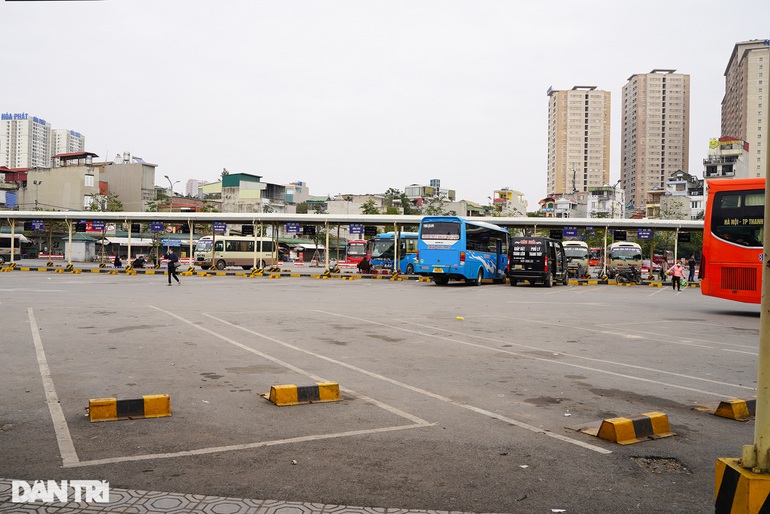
[621,69,690,212]
[722,39,770,179]
[0,112,52,169]
[546,86,611,197]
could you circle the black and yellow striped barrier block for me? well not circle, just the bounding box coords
[99,263,106,268]
[88,394,171,422]
[715,457,770,513]
[418,277,432,282]
[267,382,340,406]
[249,269,264,277]
[46,261,54,267]
[596,411,674,444]
[715,398,756,421]
[64,263,74,272]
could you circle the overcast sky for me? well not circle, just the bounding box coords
[3,1,769,209]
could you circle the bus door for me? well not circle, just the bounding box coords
[495,238,504,278]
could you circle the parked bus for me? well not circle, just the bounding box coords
[0,234,33,264]
[416,216,509,286]
[345,239,368,264]
[562,240,590,278]
[589,247,603,267]
[607,242,643,269]
[368,232,418,274]
[599,241,642,279]
[194,235,278,270]
[700,178,763,304]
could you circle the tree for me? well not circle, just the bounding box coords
[360,199,380,215]
[87,192,124,212]
[384,188,416,215]
[422,196,452,216]
[295,202,309,214]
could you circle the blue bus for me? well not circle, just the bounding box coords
[368,231,419,274]
[416,216,509,286]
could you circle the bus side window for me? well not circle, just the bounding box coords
[214,241,224,252]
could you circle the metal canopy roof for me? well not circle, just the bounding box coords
[2,210,703,231]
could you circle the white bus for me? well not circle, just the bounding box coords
[606,241,643,271]
[194,235,278,270]
[0,234,33,264]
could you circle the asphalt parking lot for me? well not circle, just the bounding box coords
[0,269,761,513]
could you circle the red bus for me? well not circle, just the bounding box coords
[700,178,764,304]
[345,239,368,264]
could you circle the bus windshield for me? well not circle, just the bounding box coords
[195,240,213,253]
[370,240,395,260]
[420,221,461,240]
[564,247,588,259]
[609,247,642,261]
[347,241,367,257]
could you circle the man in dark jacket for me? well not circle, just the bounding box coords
[164,249,180,286]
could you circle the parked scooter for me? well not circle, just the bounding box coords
[615,265,643,284]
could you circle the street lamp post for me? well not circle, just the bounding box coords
[33,180,42,208]
[163,175,180,254]
[163,175,179,212]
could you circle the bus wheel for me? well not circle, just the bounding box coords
[544,273,553,288]
[259,260,267,269]
[215,260,226,270]
[242,265,251,270]
[434,276,449,286]
[470,268,483,286]
[406,263,414,275]
[509,278,517,286]
[0,255,4,265]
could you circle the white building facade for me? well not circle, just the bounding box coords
[52,129,86,155]
[1,112,52,169]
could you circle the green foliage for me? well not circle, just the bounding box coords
[87,192,124,212]
[422,196,450,216]
[360,199,380,215]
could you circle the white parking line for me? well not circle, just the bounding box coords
[321,311,752,397]
[27,308,79,467]
[200,312,612,455]
[151,306,430,426]
[69,424,427,468]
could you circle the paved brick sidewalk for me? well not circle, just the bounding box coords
[0,478,488,514]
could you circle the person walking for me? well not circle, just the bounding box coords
[113,254,122,268]
[164,248,180,286]
[687,254,697,283]
[667,260,685,291]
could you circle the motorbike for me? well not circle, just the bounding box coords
[614,265,643,284]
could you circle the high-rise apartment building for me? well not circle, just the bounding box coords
[52,128,86,155]
[546,86,611,197]
[722,39,770,179]
[0,112,52,168]
[186,179,209,198]
[1,112,85,169]
[621,70,690,212]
